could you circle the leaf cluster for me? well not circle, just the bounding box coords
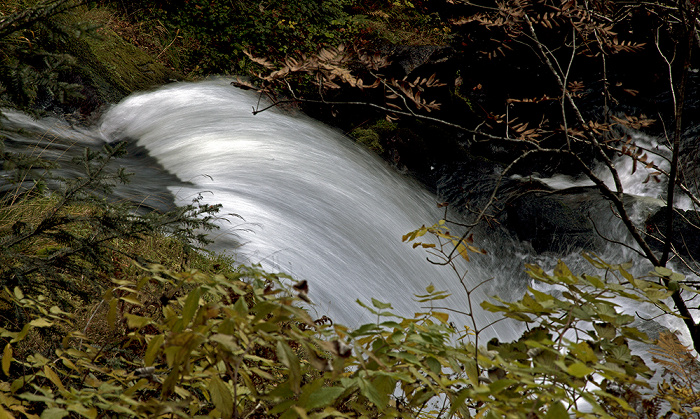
[0,0,89,112]
[1,247,697,418]
[111,0,358,76]
[0,135,223,325]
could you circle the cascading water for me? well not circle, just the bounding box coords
[1,79,527,340]
[1,79,693,345]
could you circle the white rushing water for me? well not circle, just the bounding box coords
[90,79,526,336]
[2,79,693,344]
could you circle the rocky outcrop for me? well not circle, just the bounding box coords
[505,187,598,253]
[48,10,182,118]
[646,207,700,261]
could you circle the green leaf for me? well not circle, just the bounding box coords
[371,298,392,310]
[357,377,385,408]
[593,323,616,341]
[43,365,65,391]
[545,401,568,419]
[211,334,241,354]
[553,260,572,278]
[124,313,151,329]
[29,318,53,328]
[209,376,233,419]
[567,362,593,378]
[40,408,68,419]
[305,387,345,410]
[570,342,598,363]
[107,298,117,329]
[425,357,441,374]
[182,287,202,327]
[144,335,164,366]
[233,296,248,317]
[13,287,24,301]
[276,341,301,394]
[489,379,517,395]
[654,266,674,277]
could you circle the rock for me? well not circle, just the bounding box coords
[646,207,700,261]
[378,44,454,77]
[53,12,182,117]
[506,187,597,253]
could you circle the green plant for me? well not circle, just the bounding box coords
[112,0,358,76]
[0,139,223,320]
[0,247,692,418]
[0,0,89,110]
[350,119,397,154]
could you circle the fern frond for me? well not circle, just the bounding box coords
[650,331,700,389]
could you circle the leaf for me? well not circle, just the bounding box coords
[553,260,572,278]
[305,386,345,410]
[545,401,568,419]
[489,379,517,395]
[144,335,164,366]
[124,313,151,329]
[654,266,674,277]
[209,376,233,419]
[28,318,53,328]
[13,287,24,301]
[2,344,11,376]
[567,362,593,378]
[371,298,392,310]
[357,377,385,407]
[211,334,242,354]
[40,408,68,419]
[276,341,301,394]
[182,287,202,327]
[43,365,65,392]
[432,312,449,323]
[107,298,117,329]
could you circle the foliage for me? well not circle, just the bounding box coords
[0,228,698,418]
[349,0,452,47]
[110,0,358,76]
[0,0,88,111]
[247,0,700,354]
[0,135,224,323]
[350,119,398,154]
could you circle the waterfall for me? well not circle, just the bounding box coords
[2,79,692,344]
[1,79,527,339]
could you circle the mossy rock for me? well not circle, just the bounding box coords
[57,9,181,107]
[350,120,397,154]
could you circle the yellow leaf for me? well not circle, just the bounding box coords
[432,312,449,323]
[2,344,11,376]
[124,314,151,329]
[43,364,66,392]
[209,376,233,419]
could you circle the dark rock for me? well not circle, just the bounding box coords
[378,44,454,77]
[506,187,598,253]
[646,207,700,261]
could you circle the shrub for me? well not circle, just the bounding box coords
[112,0,358,75]
[0,232,695,417]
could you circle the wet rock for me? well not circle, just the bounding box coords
[506,186,598,253]
[646,207,700,261]
[378,44,454,77]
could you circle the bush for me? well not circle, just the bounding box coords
[0,233,696,417]
[112,0,358,75]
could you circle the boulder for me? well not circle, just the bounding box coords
[506,187,598,253]
[646,207,700,261]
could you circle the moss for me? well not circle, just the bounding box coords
[351,127,384,153]
[350,119,398,154]
[56,6,182,103]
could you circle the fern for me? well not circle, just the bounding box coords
[648,332,700,417]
